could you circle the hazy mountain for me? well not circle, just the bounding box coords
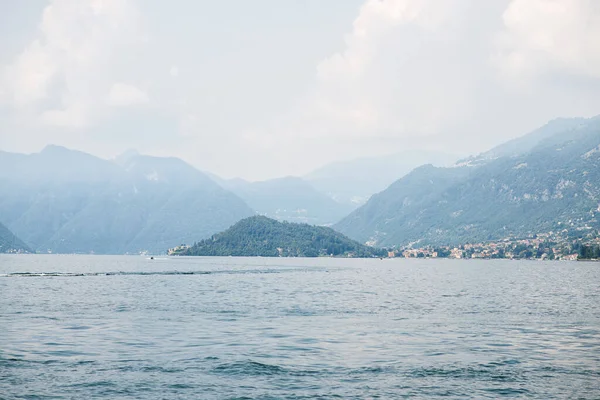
[220,176,354,226]
[305,150,460,207]
[0,221,31,253]
[175,215,385,258]
[203,172,250,193]
[335,116,600,247]
[455,117,588,166]
[0,145,122,183]
[0,146,254,254]
[207,151,460,222]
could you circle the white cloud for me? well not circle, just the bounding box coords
[1,0,599,180]
[1,0,143,127]
[107,83,149,107]
[227,0,600,179]
[495,0,600,80]
[3,40,58,106]
[238,0,488,172]
[41,104,89,128]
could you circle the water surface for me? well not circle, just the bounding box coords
[1,255,599,399]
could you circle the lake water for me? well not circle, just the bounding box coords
[1,255,599,399]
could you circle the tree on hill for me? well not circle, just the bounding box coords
[578,244,600,260]
[174,216,386,258]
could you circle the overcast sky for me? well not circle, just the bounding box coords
[1,0,599,180]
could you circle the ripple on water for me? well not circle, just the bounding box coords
[1,256,599,399]
[212,361,290,376]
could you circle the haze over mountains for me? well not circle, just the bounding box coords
[336,116,600,247]
[0,146,254,254]
[304,151,459,206]
[0,143,446,253]
[206,150,460,225]
[214,176,354,226]
[1,114,598,254]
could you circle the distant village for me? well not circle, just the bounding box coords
[387,230,600,261]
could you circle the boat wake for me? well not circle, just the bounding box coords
[0,269,284,278]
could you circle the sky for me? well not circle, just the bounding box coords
[1,0,599,180]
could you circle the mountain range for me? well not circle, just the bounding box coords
[0,146,254,254]
[205,150,459,225]
[335,116,600,247]
[1,114,598,254]
[211,175,354,226]
[304,150,459,207]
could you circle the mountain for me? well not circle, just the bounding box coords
[0,146,254,254]
[217,176,353,225]
[455,117,588,166]
[208,151,460,224]
[305,150,460,207]
[0,221,31,253]
[174,215,386,257]
[0,145,122,183]
[335,115,600,247]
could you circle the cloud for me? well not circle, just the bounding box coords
[230,0,600,179]
[41,104,89,128]
[1,0,143,127]
[107,83,149,107]
[310,0,477,135]
[238,0,492,170]
[3,40,58,106]
[1,0,599,180]
[494,0,600,80]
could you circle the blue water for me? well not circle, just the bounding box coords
[1,255,599,399]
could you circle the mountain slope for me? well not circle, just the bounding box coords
[305,150,459,207]
[335,116,600,247]
[455,117,590,166]
[335,165,473,245]
[0,147,254,254]
[175,215,385,257]
[0,221,31,253]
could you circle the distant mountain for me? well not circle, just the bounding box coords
[305,150,460,207]
[0,146,254,254]
[203,172,249,192]
[455,117,588,167]
[335,116,600,247]
[216,176,354,226]
[0,145,122,183]
[174,215,385,257]
[0,221,31,253]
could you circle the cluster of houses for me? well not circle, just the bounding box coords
[167,244,190,255]
[386,230,599,261]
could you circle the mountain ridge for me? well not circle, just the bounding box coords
[219,176,354,226]
[0,147,254,254]
[305,150,460,207]
[335,115,600,247]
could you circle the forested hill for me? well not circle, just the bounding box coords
[174,216,386,257]
[0,222,31,253]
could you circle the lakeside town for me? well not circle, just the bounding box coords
[389,229,600,261]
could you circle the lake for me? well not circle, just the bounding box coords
[1,255,599,399]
